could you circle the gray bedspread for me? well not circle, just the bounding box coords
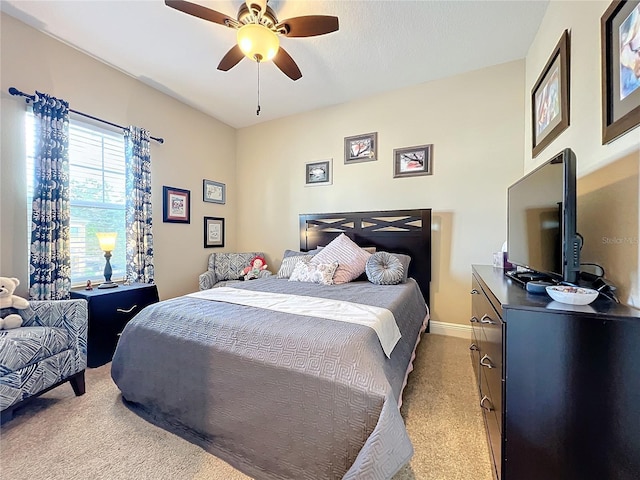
[111,277,429,480]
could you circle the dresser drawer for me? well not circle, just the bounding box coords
[88,287,157,333]
[470,341,480,389]
[482,373,503,480]
[470,276,484,359]
[481,326,503,435]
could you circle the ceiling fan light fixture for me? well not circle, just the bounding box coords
[237,24,279,62]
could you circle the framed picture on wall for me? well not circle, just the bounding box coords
[344,132,377,164]
[162,186,190,223]
[203,179,226,204]
[531,29,570,158]
[393,144,433,178]
[305,159,332,186]
[204,216,225,248]
[601,0,640,144]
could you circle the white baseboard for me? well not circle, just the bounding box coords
[428,320,472,339]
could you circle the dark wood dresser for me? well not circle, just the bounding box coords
[470,265,640,480]
[70,283,159,367]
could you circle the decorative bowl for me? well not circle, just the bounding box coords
[545,285,599,305]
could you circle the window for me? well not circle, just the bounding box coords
[26,113,127,285]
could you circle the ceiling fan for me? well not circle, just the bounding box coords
[165,0,339,81]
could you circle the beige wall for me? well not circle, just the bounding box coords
[525,1,640,307]
[6,1,633,322]
[0,13,237,300]
[236,61,525,325]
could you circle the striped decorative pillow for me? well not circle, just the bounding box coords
[310,233,371,284]
[276,255,313,279]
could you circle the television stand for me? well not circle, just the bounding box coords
[471,265,640,480]
[504,269,555,287]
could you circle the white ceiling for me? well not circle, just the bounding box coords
[2,0,549,129]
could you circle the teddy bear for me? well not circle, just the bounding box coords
[242,256,268,281]
[0,276,29,330]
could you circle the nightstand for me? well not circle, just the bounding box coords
[70,283,159,367]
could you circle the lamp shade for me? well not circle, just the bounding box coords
[97,232,117,252]
[237,24,280,62]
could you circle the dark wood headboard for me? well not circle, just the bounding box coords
[299,209,432,304]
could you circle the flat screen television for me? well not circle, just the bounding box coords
[507,148,582,284]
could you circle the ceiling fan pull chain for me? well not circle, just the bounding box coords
[256,59,261,116]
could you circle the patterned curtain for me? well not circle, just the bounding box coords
[29,92,71,300]
[124,126,155,283]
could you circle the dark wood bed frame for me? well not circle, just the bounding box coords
[299,209,432,305]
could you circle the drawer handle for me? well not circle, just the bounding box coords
[480,354,495,369]
[470,289,479,295]
[469,343,479,351]
[480,314,496,325]
[116,304,137,314]
[480,395,494,411]
[470,316,479,323]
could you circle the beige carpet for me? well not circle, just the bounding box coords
[0,334,493,480]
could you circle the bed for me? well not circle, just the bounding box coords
[111,209,432,480]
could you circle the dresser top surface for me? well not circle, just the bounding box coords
[472,265,640,319]
[70,282,157,299]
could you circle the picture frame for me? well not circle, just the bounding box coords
[393,144,433,178]
[344,132,377,164]
[162,186,190,223]
[601,0,640,144]
[305,159,332,186]
[203,179,226,204]
[204,216,225,248]
[531,29,570,158]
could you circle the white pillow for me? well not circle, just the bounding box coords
[310,233,371,284]
[289,261,338,285]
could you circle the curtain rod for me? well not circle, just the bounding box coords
[8,87,164,144]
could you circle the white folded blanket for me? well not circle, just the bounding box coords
[186,286,401,357]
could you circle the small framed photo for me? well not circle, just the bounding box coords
[531,29,570,157]
[305,159,332,186]
[204,216,225,248]
[393,144,433,178]
[162,186,190,223]
[344,132,377,164]
[601,0,640,144]
[203,179,226,204]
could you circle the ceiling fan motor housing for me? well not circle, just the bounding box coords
[237,2,279,30]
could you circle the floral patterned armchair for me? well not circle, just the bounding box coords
[0,299,88,422]
[198,252,272,290]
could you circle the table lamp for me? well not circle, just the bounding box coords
[96,232,118,289]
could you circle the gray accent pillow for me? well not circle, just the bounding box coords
[391,253,411,283]
[365,252,405,285]
[283,247,323,259]
[283,249,305,259]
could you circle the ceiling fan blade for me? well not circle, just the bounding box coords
[277,15,339,38]
[273,47,302,81]
[217,45,245,71]
[165,0,235,27]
